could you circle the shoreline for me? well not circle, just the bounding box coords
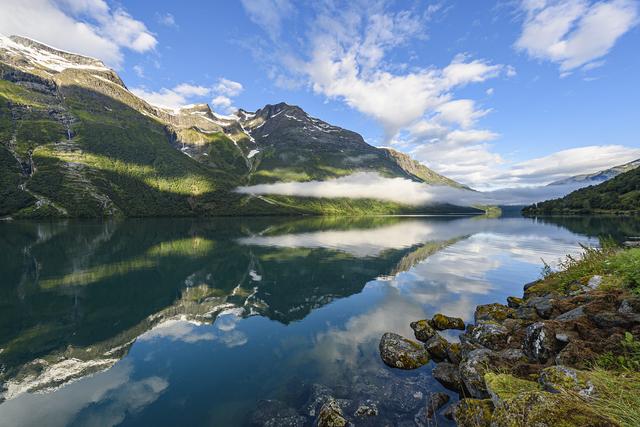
[379,242,640,426]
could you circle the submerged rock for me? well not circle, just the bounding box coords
[379,332,430,370]
[425,392,450,419]
[432,362,463,392]
[250,399,307,427]
[410,319,437,343]
[353,400,378,418]
[317,398,347,427]
[429,313,465,331]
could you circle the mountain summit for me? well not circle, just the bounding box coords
[0,35,476,218]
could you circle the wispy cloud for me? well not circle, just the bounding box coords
[0,0,157,69]
[515,0,639,73]
[131,77,244,112]
[236,171,589,206]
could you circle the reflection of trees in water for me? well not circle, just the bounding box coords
[0,217,464,400]
[532,216,640,242]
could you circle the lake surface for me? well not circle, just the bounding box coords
[1,215,638,426]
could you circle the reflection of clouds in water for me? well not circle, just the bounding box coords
[0,362,167,427]
[311,285,427,372]
[140,319,215,343]
[239,221,439,257]
[239,217,596,259]
[139,313,248,348]
[306,218,595,376]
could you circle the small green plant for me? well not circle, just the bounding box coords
[596,332,640,371]
[605,249,640,293]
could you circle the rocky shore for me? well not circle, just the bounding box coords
[379,273,640,426]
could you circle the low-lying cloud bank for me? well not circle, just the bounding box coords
[235,172,585,206]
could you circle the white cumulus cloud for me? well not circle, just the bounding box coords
[515,0,639,73]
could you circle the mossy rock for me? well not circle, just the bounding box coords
[539,366,595,396]
[474,303,515,323]
[379,332,430,370]
[410,319,437,342]
[446,342,462,364]
[491,390,618,427]
[507,296,524,308]
[317,398,347,427]
[453,399,494,427]
[485,373,541,406]
[430,313,465,331]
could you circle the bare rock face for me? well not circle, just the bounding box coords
[379,332,430,370]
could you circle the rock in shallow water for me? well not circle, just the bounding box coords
[425,333,449,361]
[409,319,438,342]
[379,332,429,370]
[474,303,515,323]
[317,398,347,427]
[425,392,450,418]
[430,313,465,331]
[250,399,306,427]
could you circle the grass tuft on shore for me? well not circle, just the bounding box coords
[532,240,640,295]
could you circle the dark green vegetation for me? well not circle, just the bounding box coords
[0,36,477,218]
[524,166,640,215]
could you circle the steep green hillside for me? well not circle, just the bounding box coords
[523,166,640,215]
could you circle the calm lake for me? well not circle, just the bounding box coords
[1,215,638,426]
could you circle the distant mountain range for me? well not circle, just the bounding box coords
[0,35,476,218]
[524,165,640,215]
[549,158,640,186]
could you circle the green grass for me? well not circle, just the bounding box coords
[596,332,640,371]
[531,239,640,295]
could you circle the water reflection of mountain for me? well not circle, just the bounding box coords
[0,217,466,401]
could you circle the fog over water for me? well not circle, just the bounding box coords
[236,172,586,206]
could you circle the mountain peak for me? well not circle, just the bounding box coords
[0,35,109,73]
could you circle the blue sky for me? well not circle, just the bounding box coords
[1,0,639,189]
